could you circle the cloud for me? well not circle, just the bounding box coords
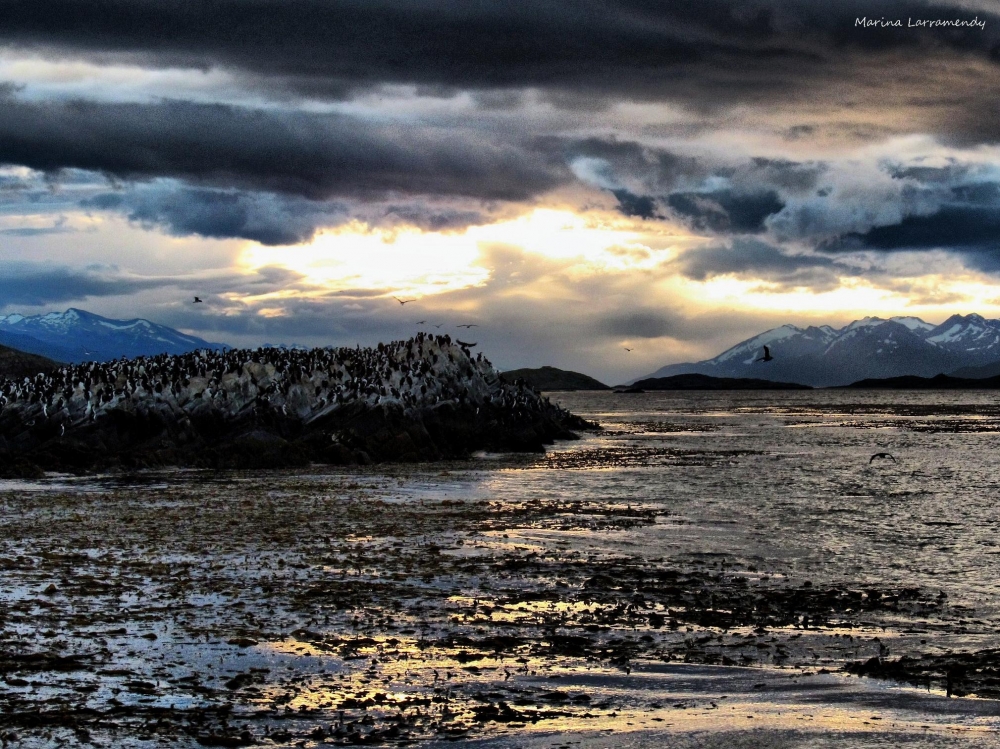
[82,184,348,245]
[0,217,76,236]
[0,263,178,305]
[673,237,856,291]
[1,0,998,121]
[611,189,659,220]
[598,311,679,339]
[0,97,569,201]
[667,189,785,233]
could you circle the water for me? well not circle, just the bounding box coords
[4,389,1000,747]
[547,390,1000,629]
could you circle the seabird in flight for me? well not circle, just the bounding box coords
[416,320,426,325]
[457,324,479,328]
[756,345,773,362]
[393,296,416,305]
[870,452,897,463]
[457,340,477,347]
[193,296,203,303]
[624,347,633,352]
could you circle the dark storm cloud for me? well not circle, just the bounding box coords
[1,0,997,111]
[77,181,500,244]
[0,98,568,201]
[667,189,785,233]
[376,204,491,232]
[674,238,850,289]
[739,158,824,194]
[563,138,706,190]
[829,204,1000,273]
[598,311,678,339]
[819,169,1000,271]
[831,202,1000,272]
[0,263,176,305]
[611,189,659,220]
[82,186,348,246]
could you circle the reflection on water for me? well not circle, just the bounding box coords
[547,390,1000,633]
[3,389,1000,746]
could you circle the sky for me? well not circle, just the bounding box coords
[3,1,1000,382]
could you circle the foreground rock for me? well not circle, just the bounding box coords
[0,334,594,474]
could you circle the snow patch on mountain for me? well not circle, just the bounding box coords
[634,313,1000,387]
[0,308,228,363]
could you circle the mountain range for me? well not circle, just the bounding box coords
[637,314,1000,387]
[0,308,228,363]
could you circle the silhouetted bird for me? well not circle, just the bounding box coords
[433,324,444,329]
[756,345,773,362]
[624,347,633,352]
[416,320,426,324]
[393,296,416,305]
[457,324,478,328]
[193,297,203,303]
[870,452,896,463]
[456,340,477,347]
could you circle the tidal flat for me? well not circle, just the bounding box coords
[4,390,1000,747]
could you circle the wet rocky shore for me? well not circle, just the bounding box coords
[5,389,1000,747]
[0,463,991,748]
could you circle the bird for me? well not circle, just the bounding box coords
[415,320,426,325]
[433,324,444,329]
[393,296,416,305]
[457,324,479,329]
[456,340,477,347]
[193,296,203,303]
[870,452,896,463]
[624,347,633,352]
[756,345,773,362]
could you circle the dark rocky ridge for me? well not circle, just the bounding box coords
[501,365,609,391]
[845,372,1000,389]
[632,373,811,390]
[0,334,593,475]
[0,343,59,379]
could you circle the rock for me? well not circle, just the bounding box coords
[0,335,595,471]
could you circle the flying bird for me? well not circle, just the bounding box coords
[457,324,479,328]
[870,452,897,463]
[457,340,477,347]
[393,296,416,305]
[193,296,203,303]
[433,324,445,329]
[624,347,633,352]
[416,320,426,325]
[756,345,773,362]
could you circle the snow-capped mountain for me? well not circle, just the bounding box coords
[637,314,1000,387]
[0,308,228,363]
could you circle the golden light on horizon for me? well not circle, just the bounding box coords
[685,274,1000,323]
[238,208,687,299]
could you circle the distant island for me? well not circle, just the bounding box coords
[501,366,609,391]
[631,373,812,390]
[845,373,1000,389]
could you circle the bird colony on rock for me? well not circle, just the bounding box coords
[0,333,583,471]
